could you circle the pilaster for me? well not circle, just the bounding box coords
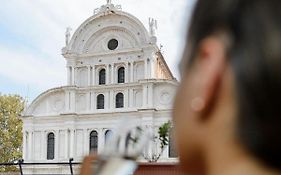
[67,66,71,85]
[92,66,96,86]
[142,84,148,108]
[111,64,114,84]
[106,64,110,84]
[130,61,134,82]
[87,66,91,86]
[125,62,129,83]
[144,59,148,79]
[71,66,75,85]
[55,130,59,160]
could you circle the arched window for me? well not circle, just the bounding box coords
[99,69,106,85]
[118,67,125,83]
[89,130,98,153]
[47,133,55,160]
[169,134,178,158]
[97,94,105,109]
[115,93,124,108]
[105,130,113,144]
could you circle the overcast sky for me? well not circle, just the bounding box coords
[0,0,196,102]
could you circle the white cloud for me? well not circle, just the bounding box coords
[0,45,65,90]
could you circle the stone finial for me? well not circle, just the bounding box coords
[149,18,158,36]
[65,27,72,46]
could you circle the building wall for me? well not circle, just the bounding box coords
[22,2,178,174]
[23,109,175,162]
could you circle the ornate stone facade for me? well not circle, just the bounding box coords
[22,1,178,174]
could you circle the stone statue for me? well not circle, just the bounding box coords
[65,27,72,46]
[149,18,158,36]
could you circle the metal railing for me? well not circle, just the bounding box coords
[0,159,81,175]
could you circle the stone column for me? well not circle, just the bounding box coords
[125,89,129,108]
[87,66,91,86]
[65,91,70,113]
[106,64,110,84]
[98,129,104,154]
[69,129,74,159]
[147,58,151,79]
[83,129,89,156]
[144,59,148,79]
[65,129,69,159]
[28,131,33,161]
[40,131,45,160]
[67,66,71,85]
[92,92,96,112]
[71,66,75,85]
[125,62,129,83]
[130,61,134,82]
[106,91,110,109]
[150,56,156,79]
[129,88,134,108]
[73,129,77,159]
[23,131,27,160]
[110,90,114,109]
[111,64,114,84]
[148,83,154,108]
[92,66,96,86]
[43,131,47,160]
[31,131,34,160]
[86,92,91,112]
[55,130,59,160]
[70,91,76,113]
[142,84,148,108]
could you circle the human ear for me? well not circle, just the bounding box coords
[190,36,226,118]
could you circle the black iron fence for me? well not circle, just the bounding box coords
[0,159,81,175]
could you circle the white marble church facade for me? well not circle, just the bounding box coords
[22,1,177,173]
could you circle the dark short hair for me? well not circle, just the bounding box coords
[185,0,281,170]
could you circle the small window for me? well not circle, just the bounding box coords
[105,130,113,144]
[99,69,106,85]
[97,94,105,109]
[108,39,118,50]
[118,67,125,83]
[47,133,55,160]
[89,131,98,153]
[115,93,124,108]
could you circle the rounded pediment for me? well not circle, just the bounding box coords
[67,10,150,54]
[23,87,66,116]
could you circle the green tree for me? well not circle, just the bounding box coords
[0,94,25,172]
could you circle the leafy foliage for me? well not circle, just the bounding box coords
[143,121,172,162]
[0,94,25,172]
[158,121,171,149]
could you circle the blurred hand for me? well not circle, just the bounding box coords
[80,155,96,175]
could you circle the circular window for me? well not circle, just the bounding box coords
[108,39,118,50]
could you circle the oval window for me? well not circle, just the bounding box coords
[108,39,118,50]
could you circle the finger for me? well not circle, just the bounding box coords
[80,155,96,175]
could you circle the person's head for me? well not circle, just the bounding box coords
[173,0,281,174]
